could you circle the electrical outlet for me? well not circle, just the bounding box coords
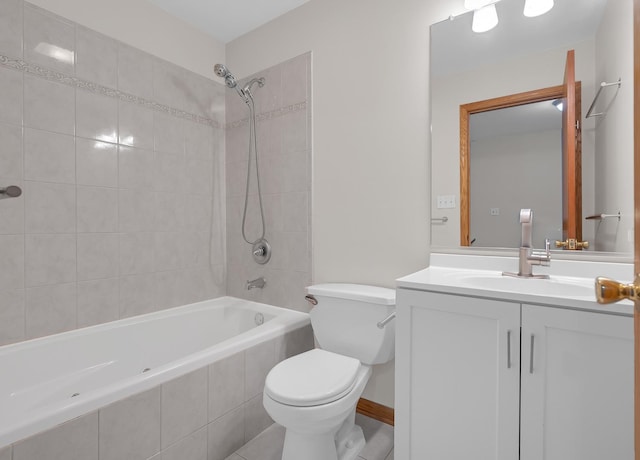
[490,208,500,216]
[437,195,456,209]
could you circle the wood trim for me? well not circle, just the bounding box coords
[459,84,567,246]
[356,398,394,426]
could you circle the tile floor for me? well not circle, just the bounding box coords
[225,414,394,460]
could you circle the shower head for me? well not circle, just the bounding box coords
[214,63,228,78]
[214,63,239,89]
[215,63,265,101]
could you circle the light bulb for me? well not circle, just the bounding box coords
[472,4,499,33]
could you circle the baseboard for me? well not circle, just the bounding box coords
[356,398,394,426]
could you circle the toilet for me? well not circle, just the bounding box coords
[263,283,396,460]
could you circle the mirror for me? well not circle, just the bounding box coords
[430,0,634,255]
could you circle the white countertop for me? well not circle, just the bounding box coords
[396,253,634,315]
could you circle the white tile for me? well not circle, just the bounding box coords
[0,122,23,179]
[77,186,118,233]
[0,66,23,126]
[0,177,24,235]
[153,269,187,310]
[119,145,155,191]
[235,423,285,460]
[0,235,24,290]
[76,26,118,88]
[155,151,185,193]
[76,90,118,142]
[282,110,308,154]
[282,54,308,107]
[245,339,276,400]
[0,0,22,58]
[153,59,187,111]
[25,181,76,234]
[155,192,185,232]
[24,128,75,184]
[0,289,25,346]
[275,325,314,362]
[185,122,213,163]
[184,194,211,232]
[384,449,394,460]
[77,278,119,327]
[355,414,394,460]
[119,232,154,275]
[209,351,245,422]
[254,65,282,115]
[99,388,161,460]
[161,368,208,448]
[76,138,118,187]
[154,111,184,155]
[24,74,75,135]
[161,427,207,460]
[13,413,98,460]
[117,44,154,100]
[25,282,76,339]
[25,234,76,287]
[119,189,156,232]
[154,232,182,271]
[77,233,119,281]
[24,4,75,75]
[119,101,154,150]
[207,406,245,460]
[281,192,309,233]
[119,273,156,318]
[244,394,273,442]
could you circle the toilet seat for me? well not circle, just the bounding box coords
[265,349,361,407]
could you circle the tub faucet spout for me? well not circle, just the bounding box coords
[247,277,266,290]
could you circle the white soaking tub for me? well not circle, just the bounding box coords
[0,296,310,448]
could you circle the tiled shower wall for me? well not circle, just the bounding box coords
[0,1,226,346]
[226,53,312,311]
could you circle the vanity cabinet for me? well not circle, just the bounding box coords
[396,289,633,460]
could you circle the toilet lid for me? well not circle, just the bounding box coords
[265,349,361,407]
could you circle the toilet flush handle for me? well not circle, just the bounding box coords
[377,311,396,329]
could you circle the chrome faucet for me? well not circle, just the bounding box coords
[503,209,551,279]
[247,277,266,290]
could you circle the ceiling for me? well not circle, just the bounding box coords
[431,0,608,78]
[146,0,311,43]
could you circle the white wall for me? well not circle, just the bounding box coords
[431,39,597,248]
[226,0,465,408]
[470,129,563,248]
[593,0,634,252]
[27,0,224,79]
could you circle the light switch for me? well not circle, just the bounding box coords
[437,195,456,209]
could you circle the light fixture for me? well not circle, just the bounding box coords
[523,0,554,17]
[472,4,499,33]
[552,99,564,112]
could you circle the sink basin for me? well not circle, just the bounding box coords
[455,273,595,298]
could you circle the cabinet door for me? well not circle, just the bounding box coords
[520,305,633,460]
[396,289,520,460]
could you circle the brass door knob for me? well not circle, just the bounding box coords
[595,276,640,304]
[555,239,589,250]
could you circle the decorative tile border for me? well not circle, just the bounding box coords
[226,101,308,129]
[0,53,308,131]
[0,54,222,129]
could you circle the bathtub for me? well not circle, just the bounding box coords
[0,296,311,450]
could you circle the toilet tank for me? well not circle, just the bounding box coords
[307,284,396,365]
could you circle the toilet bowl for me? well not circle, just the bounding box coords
[264,349,372,460]
[262,284,396,460]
